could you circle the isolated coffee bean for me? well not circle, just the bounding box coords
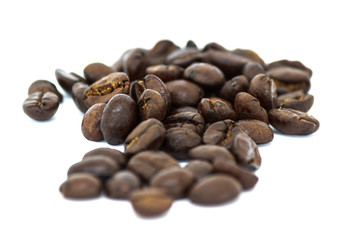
[234,92,268,123]
[184,62,226,88]
[82,147,127,168]
[277,90,314,112]
[236,119,274,144]
[242,62,266,82]
[147,40,179,66]
[164,111,205,136]
[165,80,204,107]
[71,82,89,113]
[81,103,106,142]
[150,168,195,199]
[127,151,179,181]
[268,108,320,135]
[118,48,149,80]
[145,64,184,82]
[28,80,63,102]
[219,75,249,102]
[188,145,236,164]
[202,120,243,149]
[248,73,277,110]
[100,94,138,145]
[130,188,173,217]
[185,160,213,180]
[189,174,242,205]
[83,62,114,84]
[60,173,102,199]
[84,72,130,107]
[138,89,166,121]
[55,69,86,93]
[23,92,59,121]
[105,171,141,199]
[198,97,236,123]
[230,132,261,170]
[125,118,166,155]
[165,48,202,67]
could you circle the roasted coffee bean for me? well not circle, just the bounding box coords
[188,145,236,164]
[230,132,261,170]
[116,48,148,80]
[219,75,249,102]
[125,118,166,155]
[170,106,198,115]
[28,80,63,102]
[198,97,236,123]
[232,48,265,66]
[162,127,202,160]
[202,42,227,52]
[127,151,179,181]
[164,111,205,136]
[242,62,266,82]
[266,59,312,76]
[165,80,204,107]
[138,89,166,121]
[212,159,258,190]
[185,40,197,49]
[189,174,242,205]
[268,108,320,135]
[184,62,226,88]
[145,64,184,82]
[23,92,59,121]
[55,69,86,93]
[150,168,195,199]
[234,92,268,123]
[165,48,202,67]
[84,72,130,107]
[83,62,114,84]
[100,94,138,145]
[185,160,213,180]
[81,103,106,142]
[236,119,274,144]
[60,173,102,199]
[105,171,141,199]
[71,82,89,113]
[147,40,179,66]
[248,73,277,110]
[82,147,127,168]
[130,188,173,217]
[202,120,243,149]
[277,90,314,112]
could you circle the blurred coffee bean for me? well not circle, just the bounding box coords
[55,69,86,93]
[230,132,261,170]
[105,171,141,199]
[82,147,127,168]
[242,62,266,82]
[188,145,236,164]
[60,173,102,199]
[83,62,114,84]
[145,64,184,82]
[185,160,213,180]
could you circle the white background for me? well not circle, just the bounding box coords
[1,0,359,239]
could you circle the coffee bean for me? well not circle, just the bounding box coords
[60,173,102,199]
[202,42,227,52]
[266,59,312,76]
[23,92,59,121]
[232,48,265,65]
[165,80,204,107]
[185,160,213,180]
[268,108,320,135]
[198,97,236,123]
[189,174,242,205]
[186,40,198,49]
[116,48,148,80]
[188,145,236,164]
[165,48,202,67]
[147,40,179,66]
[202,120,243,149]
[219,75,249,102]
[184,62,225,88]
[242,62,266,82]
[127,151,179,181]
[236,119,274,144]
[145,64,184,82]
[230,132,261,170]
[83,62,114,84]
[164,111,205,136]
[105,171,141,199]
[150,168,195,199]
[138,89,166,121]
[130,188,173,217]
[125,118,166,155]
[28,80,63,102]
[84,72,130,107]
[234,92,268,123]
[55,69,86,93]
[100,94,138,145]
[277,90,314,112]
[82,147,127,168]
[248,73,277,110]
[170,106,198,115]
[71,82,89,113]
[81,103,106,142]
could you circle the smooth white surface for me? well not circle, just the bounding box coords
[1,0,359,239]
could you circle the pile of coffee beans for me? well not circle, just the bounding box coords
[23,40,320,218]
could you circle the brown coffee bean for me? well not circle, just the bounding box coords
[100,94,138,145]
[170,106,198,115]
[165,48,202,67]
[236,119,274,144]
[188,145,236,164]
[164,111,205,136]
[23,92,59,121]
[219,75,249,102]
[202,42,227,52]
[82,147,127,168]
[81,103,106,142]
[202,120,243,149]
[117,48,148,80]
[83,62,114,84]
[147,40,179,66]
[84,72,130,107]
[248,73,277,110]
[165,80,204,107]
[277,90,314,112]
[234,92,268,123]
[150,168,195,199]
[125,118,166,155]
[138,89,166,121]
[184,62,225,88]
[232,48,265,65]
[230,132,261,170]
[185,160,213,180]
[28,80,63,102]
[71,82,89,113]
[266,59,312,76]
[143,74,172,114]
[186,40,197,49]
[189,174,242,205]
[105,171,141,199]
[55,69,86,93]
[198,97,236,123]
[145,64,184,82]
[130,188,173,217]
[242,62,266,82]
[60,173,102,199]
[127,151,179,181]
[268,108,320,135]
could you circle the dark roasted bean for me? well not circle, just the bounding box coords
[23,92,59,121]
